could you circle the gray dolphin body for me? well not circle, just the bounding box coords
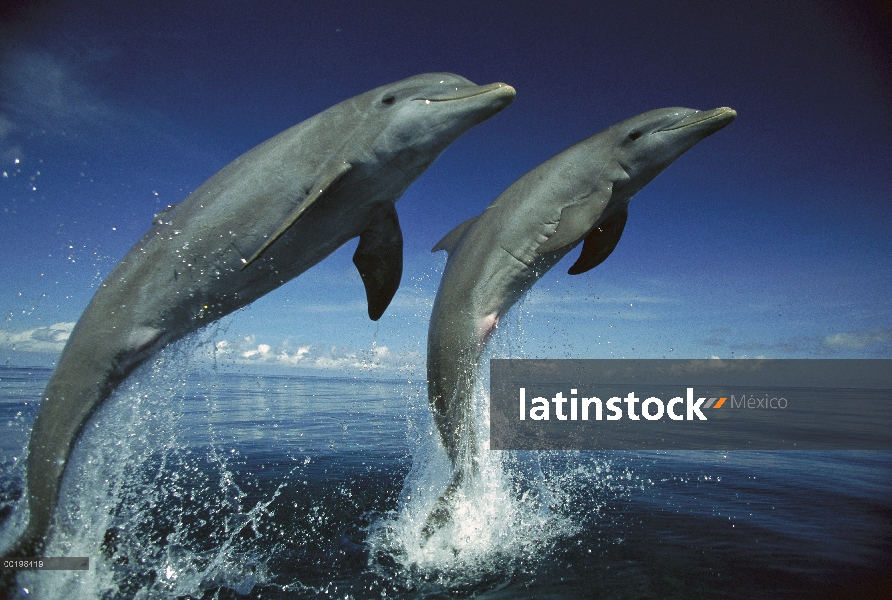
[8,73,515,558]
[424,106,736,534]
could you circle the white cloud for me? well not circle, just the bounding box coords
[210,335,421,373]
[0,324,421,374]
[0,322,74,353]
[823,328,892,350]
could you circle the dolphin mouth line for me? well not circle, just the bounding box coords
[418,83,516,103]
[658,107,737,132]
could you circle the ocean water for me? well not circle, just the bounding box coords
[1,359,890,599]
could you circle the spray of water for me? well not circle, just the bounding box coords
[364,305,629,592]
[3,292,639,597]
[15,333,275,599]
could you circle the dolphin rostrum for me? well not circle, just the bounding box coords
[424,106,736,536]
[6,73,515,558]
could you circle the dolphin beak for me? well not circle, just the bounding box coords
[660,107,737,132]
[422,82,516,103]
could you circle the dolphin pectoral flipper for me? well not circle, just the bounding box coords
[432,216,478,254]
[567,206,628,275]
[536,184,614,254]
[353,203,403,321]
[242,161,353,268]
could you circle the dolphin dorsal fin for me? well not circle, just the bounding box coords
[536,183,614,254]
[567,205,628,274]
[353,203,403,321]
[242,161,352,269]
[432,216,477,255]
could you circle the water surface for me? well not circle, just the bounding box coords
[1,364,889,599]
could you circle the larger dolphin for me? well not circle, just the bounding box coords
[424,106,736,535]
[6,73,515,558]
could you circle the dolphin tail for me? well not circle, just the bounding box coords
[11,319,163,560]
[423,338,481,540]
[0,532,39,600]
[420,446,482,541]
[0,531,39,596]
[420,469,466,540]
[3,528,40,558]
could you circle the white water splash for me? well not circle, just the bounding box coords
[16,336,272,599]
[367,372,575,587]
[365,303,633,590]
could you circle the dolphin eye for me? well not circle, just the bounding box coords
[382,96,395,105]
[628,131,642,141]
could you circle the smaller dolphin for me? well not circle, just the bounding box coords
[4,73,515,561]
[424,106,736,536]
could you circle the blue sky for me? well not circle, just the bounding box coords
[1,0,890,375]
